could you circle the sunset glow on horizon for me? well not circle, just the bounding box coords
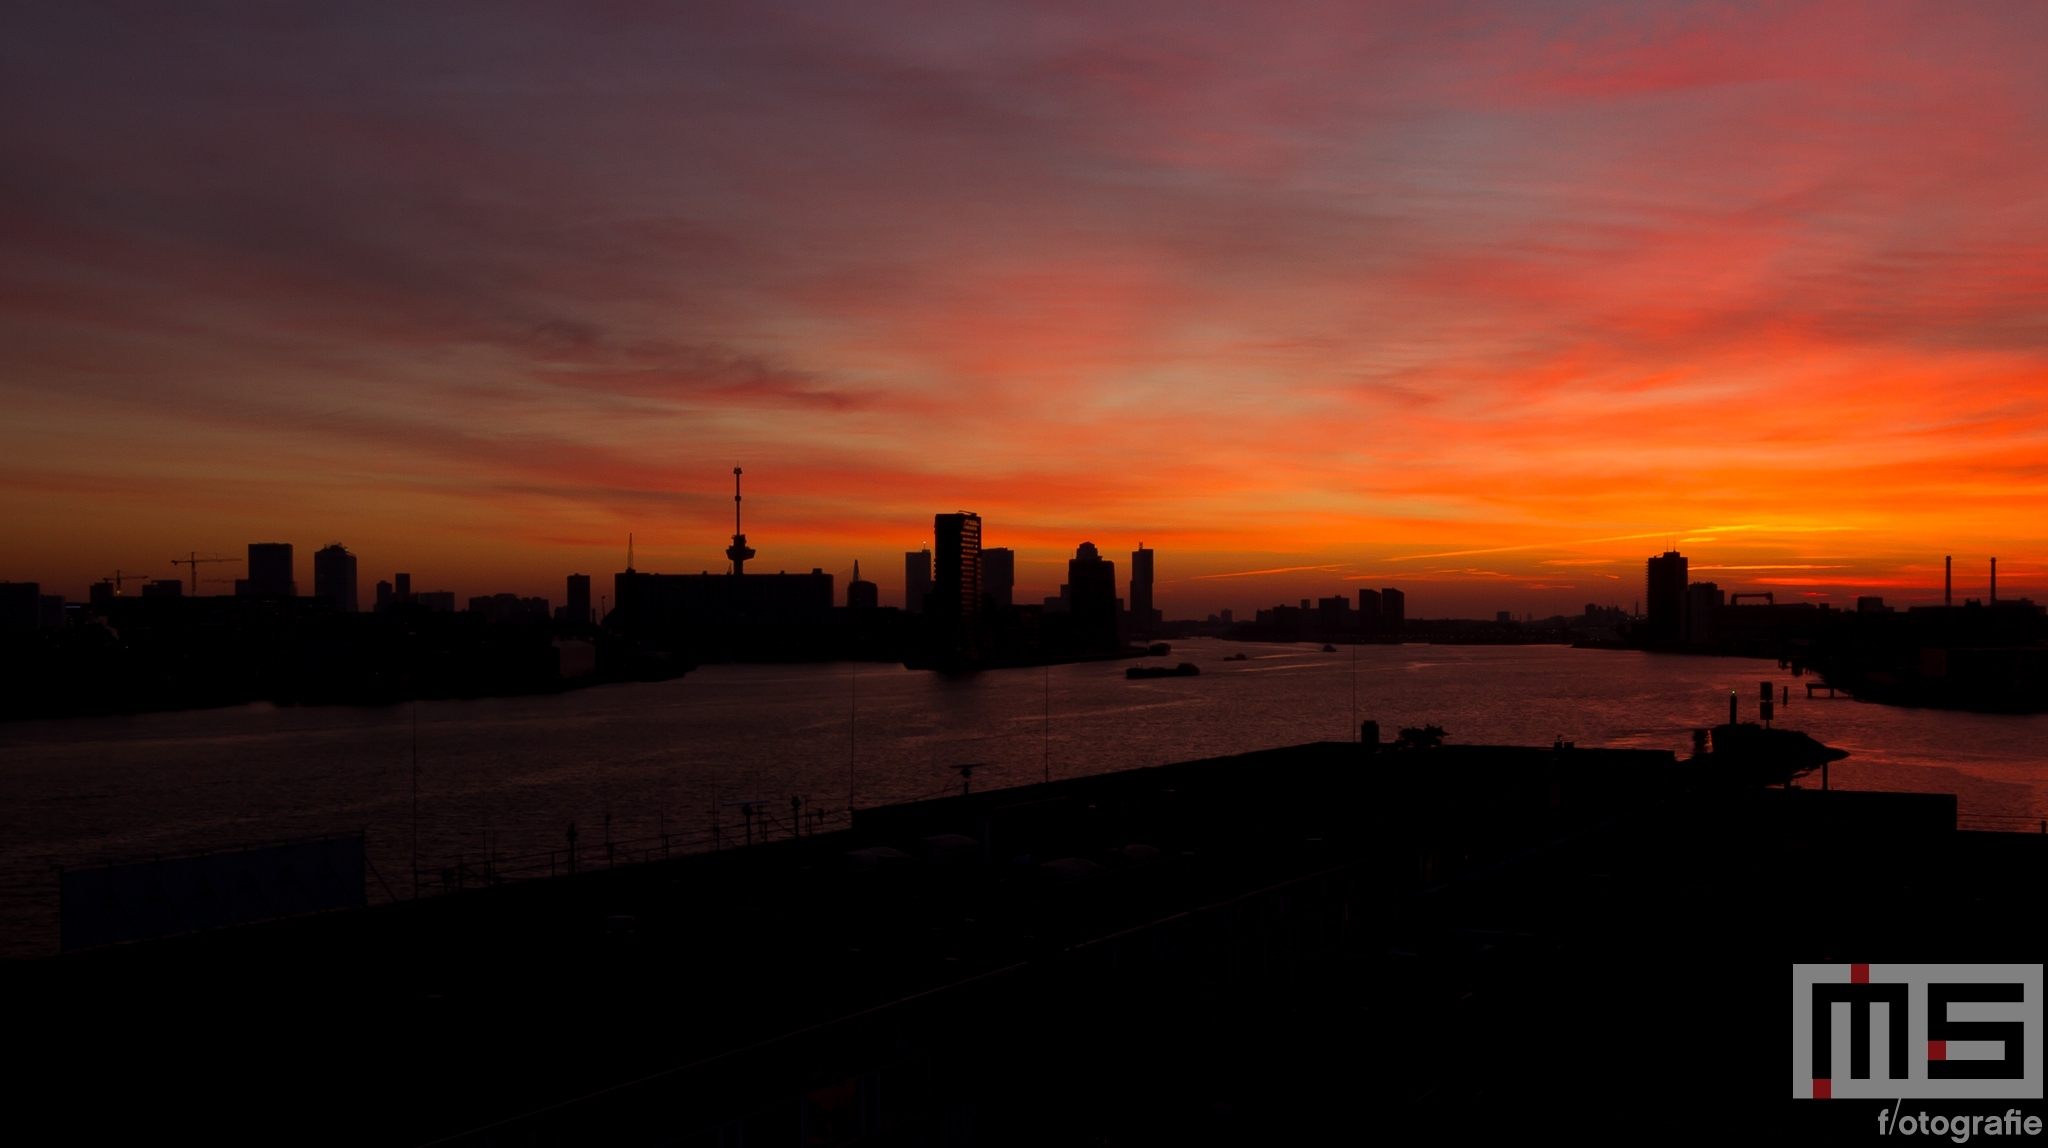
[5,3,2047,617]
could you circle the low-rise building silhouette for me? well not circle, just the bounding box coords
[471,593,550,623]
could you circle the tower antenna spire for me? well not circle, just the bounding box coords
[725,466,756,575]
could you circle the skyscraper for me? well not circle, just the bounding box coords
[1067,542,1118,654]
[1380,587,1405,630]
[931,513,982,660]
[565,573,591,624]
[313,544,357,612]
[904,548,932,613]
[981,548,1015,609]
[1129,544,1155,633]
[1645,551,1688,644]
[240,543,294,597]
[1357,588,1382,629]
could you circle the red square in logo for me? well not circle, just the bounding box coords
[1929,1040,1947,1061]
[1813,1078,1831,1099]
[1851,964,1869,984]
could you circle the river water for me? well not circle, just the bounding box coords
[6,640,2046,959]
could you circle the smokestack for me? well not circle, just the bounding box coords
[1945,555,1952,607]
[1991,557,1997,604]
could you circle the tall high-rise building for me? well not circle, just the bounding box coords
[1645,552,1688,645]
[1380,588,1405,629]
[240,543,295,597]
[931,513,983,659]
[904,549,932,613]
[981,548,1015,609]
[1129,545,1155,632]
[565,573,592,624]
[375,580,394,611]
[313,544,357,612]
[1067,542,1118,654]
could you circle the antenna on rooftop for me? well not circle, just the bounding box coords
[627,533,634,572]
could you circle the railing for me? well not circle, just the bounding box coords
[1956,812,2048,835]
[406,805,854,898]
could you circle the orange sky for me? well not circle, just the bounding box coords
[4,2,2047,617]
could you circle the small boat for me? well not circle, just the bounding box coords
[1322,644,1338,653]
[1223,653,1248,661]
[1127,662,1201,680]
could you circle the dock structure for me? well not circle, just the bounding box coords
[10,736,2044,1141]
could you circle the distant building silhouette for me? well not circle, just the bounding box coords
[1380,588,1405,630]
[471,593,549,622]
[1684,582,1723,645]
[1255,602,1310,635]
[395,573,412,602]
[313,544,358,612]
[415,591,456,613]
[563,574,591,624]
[1067,542,1118,654]
[847,561,879,609]
[609,473,835,659]
[1129,545,1157,633]
[931,513,983,662]
[981,548,1015,609]
[142,579,183,598]
[238,543,294,597]
[904,549,932,614]
[1645,552,1688,644]
[1357,589,1382,629]
[0,582,39,629]
[375,580,394,611]
[1319,596,1353,632]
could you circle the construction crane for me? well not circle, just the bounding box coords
[170,552,238,596]
[101,570,153,596]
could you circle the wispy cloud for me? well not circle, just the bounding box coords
[1191,564,1343,580]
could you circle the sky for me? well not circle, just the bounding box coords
[4,2,2047,618]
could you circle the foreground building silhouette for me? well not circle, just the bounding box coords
[16,719,2037,1142]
